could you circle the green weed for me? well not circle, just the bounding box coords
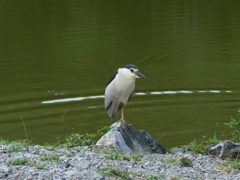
[223,117,240,129]
[7,158,28,165]
[30,160,47,169]
[9,147,26,153]
[102,149,141,161]
[0,138,29,146]
[225,157,240,170]
[99,167,131,179]
[39,153,60,161]
[99,167,163,180]
[60,126,111,147]
[223,115,240,142]
[182,133,221,153]
[157,158,176,163]
[179,156,193,167]
[62,152,76,157]
[144,174,161,180]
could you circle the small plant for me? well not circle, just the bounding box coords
[180,145,188,152]
[39,153,60,161]
[62,152,76,157]
[223,114,240,142]
[61,126,111,147]
[30,160,47,169]
[223,117,240,129]
[188,139,202,152]
[64,133,93,147]
[0,138,29,146]
[157,158,176,163]
[99,167,162,180]
[202,133,221,145]
[105,152,140,161]
[144,174,161,180]
[99,167,134,179]
[9,147,26,153]
[0,138,9,145]
[179,156,193,167]
[225,157,240,170]
[44,142,51,148]
[184,133,221,153]
[35,148,40,155]
[104,151,121,160]
[7,158,28,165]
[103,149,141,161]
[229,130,240,142]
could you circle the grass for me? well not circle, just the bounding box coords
[62,152,76,157]
[144,174,161,180]
[181,133,221,153]
[223,116,240,143]
[30,160,47,169]
[225,157,240,170]
[9,147,27,153]
[7,158,28,165]
[39,153,60,161]
[99,167,161,180]
[158,157,193,168]
[20,114,30,144]
[101,149,141,161]
[99,167,132,179]
[53,126,111,148]
[179,156,193,167]
[105,152,141,161]
[157,158,176,163]
[0,138,29,146]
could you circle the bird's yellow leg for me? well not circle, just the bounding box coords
[118,107,129,127]
[120,107,124,120]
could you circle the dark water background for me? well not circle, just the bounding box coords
[1,1,240,150]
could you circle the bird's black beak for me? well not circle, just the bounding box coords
[135,71,147,79]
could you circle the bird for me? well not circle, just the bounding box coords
[104,64,147,126]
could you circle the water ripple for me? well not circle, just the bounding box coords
[41,90,232,104]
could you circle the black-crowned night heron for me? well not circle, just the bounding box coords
[104,64,147,126]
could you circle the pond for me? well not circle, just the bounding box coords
[1,1,240,150]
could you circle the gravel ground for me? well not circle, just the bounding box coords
[0,144,240,180]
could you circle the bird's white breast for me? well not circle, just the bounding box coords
[115,71,136,104]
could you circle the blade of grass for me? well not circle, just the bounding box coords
[20,114,29,144]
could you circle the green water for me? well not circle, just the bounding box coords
[1,1,240,150]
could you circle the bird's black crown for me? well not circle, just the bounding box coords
[121,64,138,70]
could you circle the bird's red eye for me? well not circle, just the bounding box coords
[130,69,134,73]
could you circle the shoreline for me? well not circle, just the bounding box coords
[1,144,240,179]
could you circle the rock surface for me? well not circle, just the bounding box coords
[96,121,166,154]
[0,144,240,179]
[204,140,240,159]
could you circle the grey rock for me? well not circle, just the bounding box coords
[170,147,182,154]
[96,121,166,154]
[53,175,62,180]
[204,140,240,159]
[65,161,71,168]
[0,173,8,179]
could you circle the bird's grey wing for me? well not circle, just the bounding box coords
[127,91,134,102]
[105,83,119,117]
[106,70,118,87]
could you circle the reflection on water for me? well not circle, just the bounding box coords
[42,95,105,104]
[42,89,232,104]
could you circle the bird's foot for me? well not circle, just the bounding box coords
[117,119,129,128]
